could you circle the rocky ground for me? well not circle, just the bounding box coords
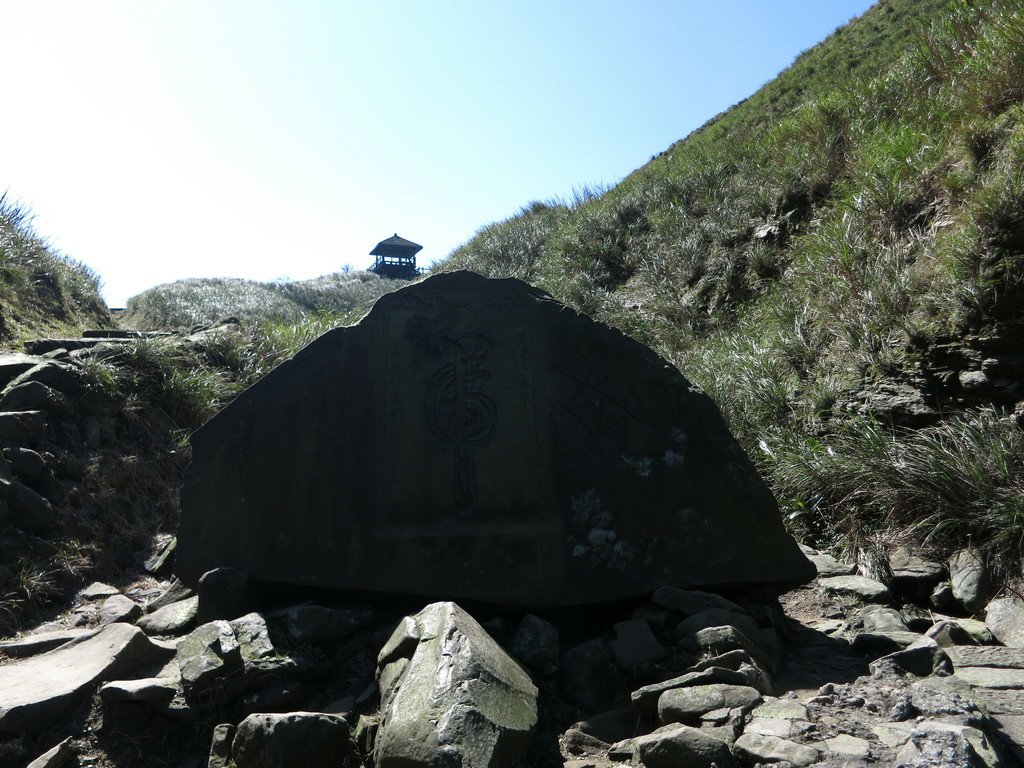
[1,541,1023,768]
[3,331,1024,768]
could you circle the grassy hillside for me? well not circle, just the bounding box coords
[0,195,110,342]
[122,271,406,330]
[439,0,1024,574]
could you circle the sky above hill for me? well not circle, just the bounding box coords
[1,1,875,306]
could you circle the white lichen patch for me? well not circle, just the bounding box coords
[622,455,653,477]
[662,450,684,468]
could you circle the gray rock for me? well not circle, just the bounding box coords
[144,536,176,575]
[986,597,1024,648]
[861,606,910,633]
[632,665,768,716]
[0,381,69,415]
[852,630,924,655]
[136,595,199,635]
[932,581,956,610]
[197,566,259,623]
[0,353,45,389]
[610,618,665,669]
[926,620,978,648]
[651,586,744,616]
[688,625,775,673]
[949,549,988,613]
[561,638,614,712]
[733,733,820,767]
[5,360,91,398]
[228,712,357,768]
[0,410,45,445]
[208,723,235,768]
[8,479,53,531]
[25,737,74,768]
[818,574,891,602]
[870,637,949,677]
[80,581,120,600]
[176,272,814,606]
[889,548,944,593]
[4,447,46,482]
[176,619,242,690]
[375,602,537,768]
[229,612,275,661]
[284,604,375,642]
[99,677,179,702]
[509,613,560,676]
[675,608,760,643]
[575,707,636,745]
[657,684,762,725]
[825,733,871,759]
[98,594,143,625]
[0,623,170,733]
[634,724,737,768]
[146,577,195,612]
[894,720,998,768]
[0,628,97,657]
[750,696,808,721]
[808,552,857,577]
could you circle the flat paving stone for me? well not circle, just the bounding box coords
[954,666,1024,688]
[818,575,891,603]
[0,623,170,733]
[947,645,1024,669]
[0,628,97,658]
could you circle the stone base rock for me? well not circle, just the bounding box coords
[374,601,538,768]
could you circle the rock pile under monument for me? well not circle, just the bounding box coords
[176,270,812,605]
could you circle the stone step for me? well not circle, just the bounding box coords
[947,645,1024,669]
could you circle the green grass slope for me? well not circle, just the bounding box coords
[0,195,110,342]
[439,0,1024,574]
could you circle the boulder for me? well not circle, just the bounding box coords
[733,732,820,767]
[176,272,813,606]
[25,737,75,768]
[8,479,53,531]
[651,587,744,616]
[633,724,736,768]
[227,712,358,768]
[949,549,988,613]
[675,608,760,642]
[176,620,242,691]
[986,597,1024,648]
[0,628,97,657]
[0,381,69,415]
[657,683,762,724]
[0,352,44,389]
[808,552,857,577]
[375,601,537,768]
[3,447,46,482]
[889,548,944,598]
[0,623,170,733]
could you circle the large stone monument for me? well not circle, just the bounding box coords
[176,271,812,605]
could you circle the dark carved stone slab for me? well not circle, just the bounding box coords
[175,271,813,606]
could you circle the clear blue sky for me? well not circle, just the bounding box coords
[1,1,875,306]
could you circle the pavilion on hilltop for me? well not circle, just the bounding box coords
[368,234,423,280]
